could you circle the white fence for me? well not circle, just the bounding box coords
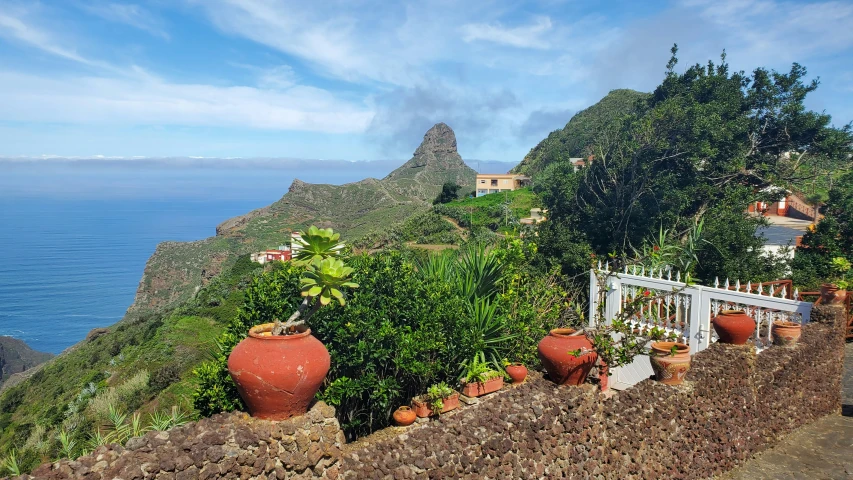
[588,264,813,389]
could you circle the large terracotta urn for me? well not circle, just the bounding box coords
[227,323,330,420]
[537,328,597,386]
[712,310,756,345]
[649,342,691,386]
[820,284,847,305]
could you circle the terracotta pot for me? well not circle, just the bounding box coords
[227,323,330,420]
[537,328,597,386]
[461,376,504,397]
[411,392,460,418]
[505,363,528,383]
[772,321,802,347]
[820,284,848,305]
[392,406,416,426]
[712,310,756,345]
[649,342,691,386]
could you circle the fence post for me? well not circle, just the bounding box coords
[692,286,712,352]
[589,269,599,328]
[605,273,622,324]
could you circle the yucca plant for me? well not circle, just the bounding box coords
[460,298,517,374]
[56,429,77,460]
[0,449,21,476]
[271,227,358,335]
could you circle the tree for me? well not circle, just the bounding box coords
[792,170,853,288]
[433,182,462,204]
[536,45,853,284]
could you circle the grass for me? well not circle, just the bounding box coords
[435,188,541,233]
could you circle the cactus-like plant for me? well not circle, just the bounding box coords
[271,227,358,335]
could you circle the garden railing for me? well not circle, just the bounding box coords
[588,263,814,389]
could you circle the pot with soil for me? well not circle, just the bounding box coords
[712,310,756,345]
[820,283,848,305]
[649,341,691,386]
[772,320,802,347]
[505,363,528,383]
[228,323,330,420]
[392,406,417,426]
[411,382,460,417]
[537,328,597,386]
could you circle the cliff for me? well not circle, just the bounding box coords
[0,336,53,389]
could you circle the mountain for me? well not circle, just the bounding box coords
[132,123,475,313]
[512,89,649,176]
[0,337,53,389]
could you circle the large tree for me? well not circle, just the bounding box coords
[537,46,853,283]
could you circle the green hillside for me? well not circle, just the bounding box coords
[513,89,649,176]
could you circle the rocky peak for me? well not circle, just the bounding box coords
[413,123,457,158]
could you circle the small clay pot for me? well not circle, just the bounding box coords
[820,284,848,305]
[505,363,528,383]
[649,342,691,386]
[712,310,756,345]
[392,406,416,426]
[772,320,802,347]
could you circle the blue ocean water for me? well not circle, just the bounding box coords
[0,159,398,354]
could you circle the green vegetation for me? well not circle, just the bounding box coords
[513,89,650,177]
[422,382,455,416]
[434,187,541,233]
[536,47,852,284]
[0,255,264,472]
[192,235,577,440]
[793,171,853,289]
[433,182,463,204]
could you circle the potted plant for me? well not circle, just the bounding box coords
[772,320,802,346]
[648,341,691,385]
[227,226,358,420]
[821,257,851,305]
[460,360,504,397]
[411,382,460,418]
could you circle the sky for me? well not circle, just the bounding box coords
[0,0,852,163]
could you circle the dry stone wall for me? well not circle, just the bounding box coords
[13,402,345,480]
[8,306,845,480]
[340,305,846,479]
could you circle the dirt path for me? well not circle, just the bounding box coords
[722,342,853,479]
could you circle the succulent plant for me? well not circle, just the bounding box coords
[272,226,358,335]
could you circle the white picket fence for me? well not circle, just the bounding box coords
[588,264,813,390]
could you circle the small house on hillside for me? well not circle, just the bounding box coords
[475,174,530,197]
[250,247,292,264]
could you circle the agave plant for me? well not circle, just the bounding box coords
[0,449,21,476]
[271,227,358,335]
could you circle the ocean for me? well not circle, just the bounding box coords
[0,159,401,354]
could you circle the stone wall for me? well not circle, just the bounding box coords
[9,306,846,480]
[13,402,345,480]
[340,305,846,479]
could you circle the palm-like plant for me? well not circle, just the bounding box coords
[271,227,358,335]
[460,298,517,374]
[0,449,20,476]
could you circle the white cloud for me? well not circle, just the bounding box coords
[461,16,553,49]
[0,8,97,66]
[79,3,170,40]
[0,70,373,133]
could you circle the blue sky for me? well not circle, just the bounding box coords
[0,0,851,162]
